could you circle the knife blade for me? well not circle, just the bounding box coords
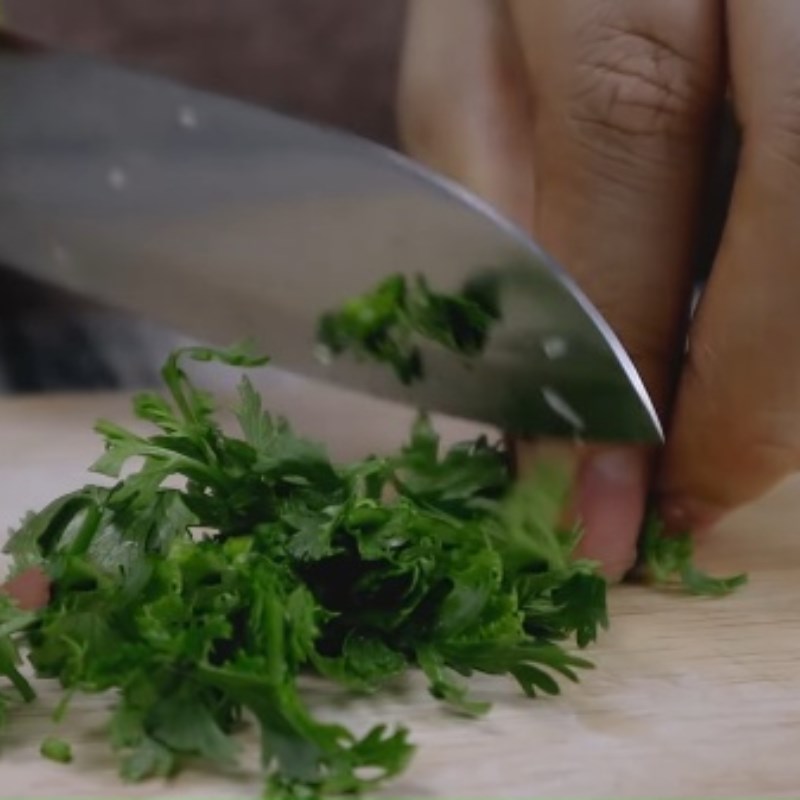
[0,45,661,442]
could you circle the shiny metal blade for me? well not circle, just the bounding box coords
[0,48,661,441]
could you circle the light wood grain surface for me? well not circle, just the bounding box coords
[1,381,799,798]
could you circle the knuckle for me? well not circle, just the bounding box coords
[567,27,716,159]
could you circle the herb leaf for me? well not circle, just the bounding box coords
[639,514,747,596]
[40,736,72,764]
[317,274,500,384]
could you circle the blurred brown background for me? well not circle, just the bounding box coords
[5,0,406,143]
[0,0,407,391]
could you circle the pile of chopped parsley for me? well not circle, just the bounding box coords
[0,341,743,799]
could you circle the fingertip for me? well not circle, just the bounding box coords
[516,440,651,582]
[574,447,651,582]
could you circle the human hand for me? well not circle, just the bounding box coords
[398,0,800,579]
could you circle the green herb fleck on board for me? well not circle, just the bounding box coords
[41,736,72,764]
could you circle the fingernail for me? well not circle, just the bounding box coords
[660,496,724,535]
[575,448,648,581]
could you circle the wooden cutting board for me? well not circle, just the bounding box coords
[2,380,800,799]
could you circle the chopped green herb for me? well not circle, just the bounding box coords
[0,269,745,796]
[0,594,36,711]
[317,273,500,384]
[40,736,72,764]
[639,513,747,596]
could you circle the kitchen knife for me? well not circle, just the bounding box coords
[0,44,662,442]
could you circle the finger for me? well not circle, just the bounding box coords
[506,0,723,575]
[397,0,536,226]
[517,440,650,579]
[398,2,637,575]
[398,0,722,579]
[506,0,722,403]
[659,0,800,530]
